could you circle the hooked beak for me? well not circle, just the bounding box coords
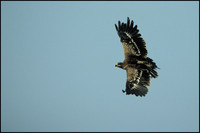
[115,64,120,67]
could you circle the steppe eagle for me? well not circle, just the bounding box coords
[115,17,159,96]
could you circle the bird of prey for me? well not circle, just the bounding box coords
[115,17,159,97]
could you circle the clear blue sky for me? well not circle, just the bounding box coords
[1,1,199,132]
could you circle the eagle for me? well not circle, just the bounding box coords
[115,17,159,96]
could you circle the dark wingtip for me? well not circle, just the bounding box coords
[115,24,118,31]
[130,20,134,28]
[127,17,130,22]
[127,17,130,29]
[118,21,121,27]
[118,21,121,30]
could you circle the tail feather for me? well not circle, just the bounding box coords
[144,57,159,78]
[140,70,151,86]
[149,69,158,78]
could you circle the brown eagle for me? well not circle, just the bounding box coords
[115,17,159,96]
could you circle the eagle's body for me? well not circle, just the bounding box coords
[115,17,159,96]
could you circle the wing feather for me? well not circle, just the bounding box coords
[124,66,149,96]
[127,17,130,29]
[115,17,148,58]
[115,24,118,32]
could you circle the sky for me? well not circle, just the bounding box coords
[1,1,199,132]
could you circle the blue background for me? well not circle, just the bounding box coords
[1,1,199,132]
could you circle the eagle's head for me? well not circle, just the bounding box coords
[115,62,124,69]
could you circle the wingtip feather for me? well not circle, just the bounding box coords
[115,24,118,31]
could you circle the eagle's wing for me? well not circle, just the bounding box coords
[115,17,147,58]
[124,66,149,96]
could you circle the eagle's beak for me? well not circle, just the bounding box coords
[115,64,120,67]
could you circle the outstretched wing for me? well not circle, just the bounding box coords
[124,66,150,96]
[115,17,147,58]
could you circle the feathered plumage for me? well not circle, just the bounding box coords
[115,17,159,97]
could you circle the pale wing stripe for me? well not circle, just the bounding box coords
[125,32,141,55]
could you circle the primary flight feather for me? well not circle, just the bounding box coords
[115,17,159,97]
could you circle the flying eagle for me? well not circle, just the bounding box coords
[115,17,159,96]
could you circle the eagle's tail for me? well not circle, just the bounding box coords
[123,81,148,97]
[146,57,159,78]
[149,69,158,78]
